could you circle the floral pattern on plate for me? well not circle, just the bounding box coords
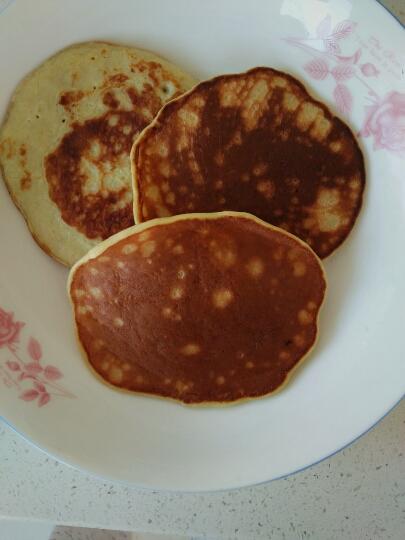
[0,307,74,406]
[285,15,405,156]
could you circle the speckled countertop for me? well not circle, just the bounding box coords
[1,399,404,538]
[1,2,404,539]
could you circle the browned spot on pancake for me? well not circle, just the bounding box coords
[122,243,137,255]
[298,309,313,325]
[133,67,365,258]
[45,111,136,238]
[18,144,32,190]
[114,317,124,327]
[242,78,270,131]
[212,287,234,309]
[162,306,181,321]
[304,187,351,235]
[180,343,201,355]
[130,60,184,99]
[20,173,32,190]
[132,60,158,77]
[256,180,275,200]
[293,333,306,347]
[103,73,129,86]
[287,247,301,261]
[45,79,169,239]
[109,365,123,384]
[59,90,85,109]
[293,261,306,277]
[138,231,151,241]
[246,257,264,278]
[102,91,119,109]
[253,163,268,176]
[140,240,156,257]
[273,246,284,261]
[170,285,184,300]
[172,243,184,255]
[330,141,342,153]
[70,214,326,403]
[0,138,15,159]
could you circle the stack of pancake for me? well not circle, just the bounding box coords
[0,42,365,404]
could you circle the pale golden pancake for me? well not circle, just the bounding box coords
[69,212,326,404]
[0,41,196,266]
[132,67,365,258]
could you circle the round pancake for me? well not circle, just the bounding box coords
[69,212,326,404]
[132,67,365,258]
[0,42,196,266]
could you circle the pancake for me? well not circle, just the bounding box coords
[131,67,365,258]
[68,212,326,404]
[0,42,196,266]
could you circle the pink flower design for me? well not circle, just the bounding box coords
[324,38,341,54]
[304,58,329,80]
[28,337,42,362]
[0,308,24,348]
[5,360,20,371]
[20,389,40,402]
[332,20,357,40]
[284,15,403,158]
[0,305,74,406]
[38,392,51,407]
[331,64,355,82]
[25,362,43,375]
[44,365,62,380]
[333,84,353,116]
[360,63,379,77]
[336,49,362,65]
[360,92,405,154]
[314,17,356,55]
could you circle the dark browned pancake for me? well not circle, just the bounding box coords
[132,67,365,258]
[69,212,326,404]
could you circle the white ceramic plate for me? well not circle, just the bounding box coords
[0,0,404,492]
